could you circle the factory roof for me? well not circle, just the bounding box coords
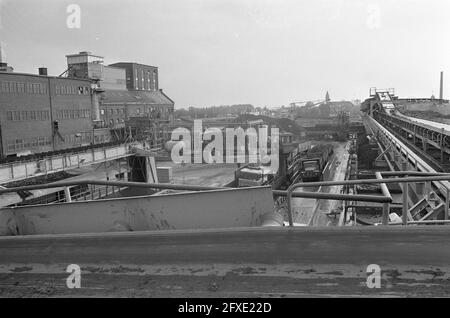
[100,89,174,105]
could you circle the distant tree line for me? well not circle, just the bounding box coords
[175,104,255,119]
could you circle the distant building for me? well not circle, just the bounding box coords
[108,62,158,91]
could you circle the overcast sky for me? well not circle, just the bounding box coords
[0,0,449,108]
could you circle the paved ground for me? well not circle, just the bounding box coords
[1,226,450,297]
[157,161,238,187]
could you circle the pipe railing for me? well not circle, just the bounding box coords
[2,173,450,228]
[286,174,450,227]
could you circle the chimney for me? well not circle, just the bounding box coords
[38,67,48,76]
[440,71,444,102]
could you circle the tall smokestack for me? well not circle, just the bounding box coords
[440,71,444,102]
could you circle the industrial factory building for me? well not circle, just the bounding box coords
[0,70,94,157]
[0,51,175,159]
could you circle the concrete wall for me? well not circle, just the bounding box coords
[101,66,127,91]
[0,186,274,236]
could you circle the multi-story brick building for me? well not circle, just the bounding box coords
[0,51,175,158]
[108,62,158,91]
[0,70,94,157]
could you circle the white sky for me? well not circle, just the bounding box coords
[0,0,449,108]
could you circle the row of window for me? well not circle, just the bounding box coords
[55,85,90,95]
[0,81,47,94]
[6,132,93,152]
[7,136,52,152]
[99,107,172,117]
[107,118,125,125]
[6,110,51,121]
[64,132,92,144]
[100,108,125,116]
[55,109,91,120]
[135,69,157,91]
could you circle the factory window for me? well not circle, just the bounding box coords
[152,72,157,91]
[30,111,36,120]
[6,111,12,121]
[15,139,23,150]
[12,111,20,121]
[137,108,141,114]
[9,82,16,93]
[38,137,46,146]
[7,141,15,151]
[109,119,114,126]
[116,119,120,124]
[1,81,9,92]
[100,109,105,115]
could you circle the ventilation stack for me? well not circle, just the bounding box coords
[440,71,444,103]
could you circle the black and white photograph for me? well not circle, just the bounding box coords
[0,0,449,301]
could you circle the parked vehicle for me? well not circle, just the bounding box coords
[299,144,334,182]
[236,164,275,187]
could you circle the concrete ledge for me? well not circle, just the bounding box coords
[1,226,450,296]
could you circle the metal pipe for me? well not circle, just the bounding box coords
[273,190,390,203]
[389,219,450,225]
[64,187,72,203]
[0,180,228,195]
[401,162,409,225]
[286,175,450,189]
[379,171,450,177]
[285,175,450,227]
[375,172,392,200]
[446,188,449,221]
[375,172,391,225]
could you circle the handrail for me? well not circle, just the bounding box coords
[285,175,450,227]
[3,173,450,228]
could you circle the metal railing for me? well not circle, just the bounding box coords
[285,172,450,227]
[2,171,450,228]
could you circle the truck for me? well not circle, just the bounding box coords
[299,144,334,182]
[235,164,275,187]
